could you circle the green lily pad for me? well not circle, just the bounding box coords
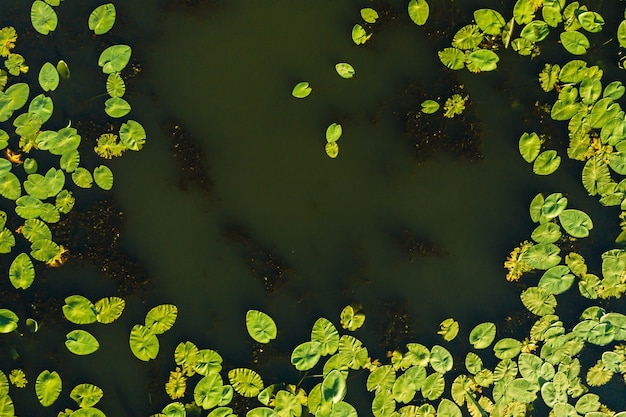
[438,47,465,70]
[326,123,342,143]
[31,238,61,263]
[360,8,379,23]
[246,310,277,343]
[578,11,604,33]
[119,120,146,151]
[72,167,93,188]
[70,383,104,408]
[474,9,506,35]
[520,20,550,42]
[35,370,62,407]
[493,338,522,360]
[228,368,263,397]
[437,398,462,417]
[469,322,497,349]
[339,305,364,330]
[106,72,126,98]
[56,60,70,79]
[38,62,59,91]
[466,49,499,72]
[63,295,97,324]
[421,372,444,400]
[531,222,561,244]
[420,100,440,114]
[195,373,224,410]
[366,365,396,392]
[93,165,114,190]
[104,97,131,118]
[129,324,159,361]
[194,349,223,376]
[89,3,116,35]
[538,265,575,294]
[335,63,355,79]
[95,296,125,324]
[429,345,453,373]
[452,24,483,50]
[9,252,35,289]
[291,341,321,371]
[351,24,370,45]
[66,329,100,355]
[513,0,534,24]
[407,0,429,26]
[311,317,339,355]
[0,228,14,254]
[0,309,19,333]
[31,1,57,35]
[560,31,590,55]
[437,318,459,341]
[519,132,541,162]
[291,82,311,98]
[521,287,557,316]
[145,304,178,334]
[98,44,132,74]
[533,150,561,175]
[559,209,593,238]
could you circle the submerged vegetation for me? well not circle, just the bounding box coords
[3,0,626,417]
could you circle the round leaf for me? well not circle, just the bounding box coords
[533,150,561,175]
[93,165,114,190]
[246,310,277,343]
[89,3,116,35]
[9,252,35,289]
[35,370,62,407]
[469,322,496,349]
[65,329,100,355]
[228,368,264,398]
[38,62,59,92]
[335,63,355,79]
[0,309,19,333]
[31,1,57,35]
[291,82,311,98]
[104,97,131,118]
[63,295,97,324]
[98,45,132,74]
[559,209,593,238]
[145,304,178,334]
[129,324,159,361]
[291,341,322,371]
[560,31,590,55]
[407,0,429,25]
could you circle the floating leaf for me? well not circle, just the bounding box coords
[31,1,57,35]
[145,304,178,334]
[420,100,439,114]
[65,330,100,355]
[322,369,347,404]
[93,165,114,190]
[560,31,590,55]
[466,49,499,72]
[519,132,541,162]
[340,305,364,331]
[438,47,465,70]
[63,295,97,324]
[291,82,311,98]
[9,252,34,289]
[38,62,59,91]
[311,317,339,356]
[104,97,131,118]
[0,228,14,254]
[351,24,370,45]
[98,45,132,74]
[195,373,224,410]
[246,310,277,343]
[70,384,104,408]
[72,167,93,188]
[531,222,561,244]
[520,20,550,42]
[421,372,444,400]
[325,142,339,159]
[407,0,429,26]
[521,287,557,316]
[129,324,159,361]
[361,8,379,23]
[335,63,355,79]
[35,370,62,407]
[326,123,342,143]
[95,296,125,324]
[438,318,459,341]
[469,322,496,349]
[578,11,604,33]
[0,309,18,333]
[228,368,263,397]
[533,150,561,175]
[119,120,146,151]
[430,345,453,373]
[56,60,70,79]
[474,9,506,35]
[538,265,575,294]
[291,341,321,371]
[89,3,116,35]
[493,338,522,360]
[559,209,593,238]
[452,25,483,50]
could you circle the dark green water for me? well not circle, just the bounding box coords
[2,1,625,416]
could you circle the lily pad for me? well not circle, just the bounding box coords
[420,100,440,114]
[291,82,311,99]
[95,296,125,324]
[104,97,131,118]
[93,165,114,190]
[533,150,561,175]
[521,287,557,316]
[474,9,506,35]
[407,0,429,26]
[0,309,19,333]
[119,120,146,151]
[89,3,116,35]
[129,324,159,361]
[246,310,277,343]
[335,63,355,79]
[38,62,59,91]
[145,304,178,334]
[339,305,364,330]
[98,44,132,74]
[560,31,590,55]
[35,370,62,407]
[291,341,321,371]
[195,373,224,410]
[228,368,264,397]
[519,132,541,162]
[65,329,100,355]
[469,322,497,349]
[9,252,35,289]
[31,1,57,35]
[63,295,97,324]
[70,384,104,408]
[311,317,339,355]
[559,209,593,238]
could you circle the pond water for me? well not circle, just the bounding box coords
[2,1,626,416]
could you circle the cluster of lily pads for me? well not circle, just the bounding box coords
[438,1,605,72]
[420,94,468,119]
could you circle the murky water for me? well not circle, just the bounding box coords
[2,1,624,416]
